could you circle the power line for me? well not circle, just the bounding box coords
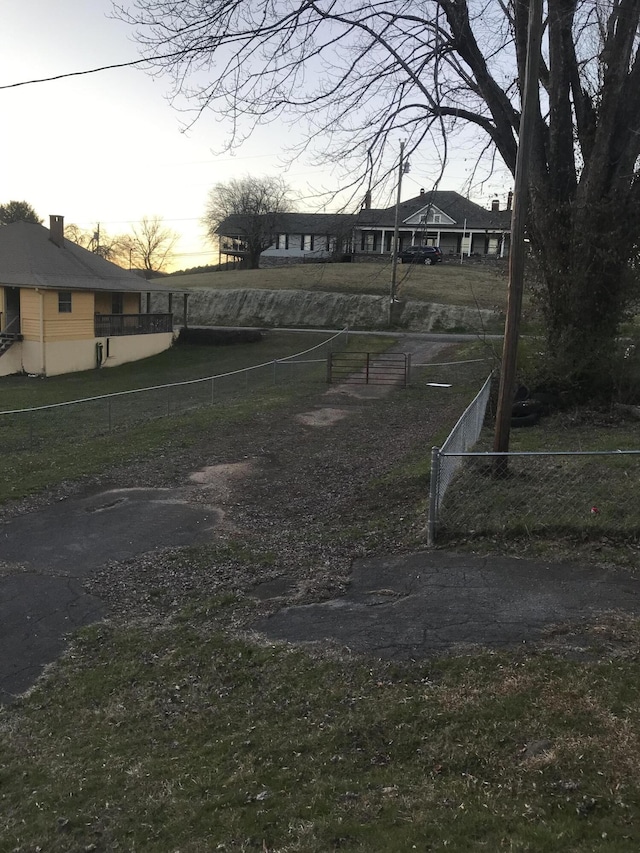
[0,51,187,90]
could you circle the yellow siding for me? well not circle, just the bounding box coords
[19,289,42,342]
[43,290,95,341]
[123,292,140,313]
[94,293,112,314]
[94,292,141,314]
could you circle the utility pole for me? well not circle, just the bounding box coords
[493,0,543,469]
[389,141,410,325]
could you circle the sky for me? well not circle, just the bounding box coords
[1,1,513,272]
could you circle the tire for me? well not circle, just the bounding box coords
[511,411,540,428]
[513,384,530,402]
[511,399,543,418]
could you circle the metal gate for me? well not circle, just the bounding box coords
[327,352,410,386]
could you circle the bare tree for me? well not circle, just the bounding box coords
[65,223,123,262]
[119,216,178,274]
[116,0,640,397]
[204,176,295,268]
[0,200,42,225]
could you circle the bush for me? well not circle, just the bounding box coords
[175,328,264,346]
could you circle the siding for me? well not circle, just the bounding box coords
[19,289,42,342]
[44,290,94,341]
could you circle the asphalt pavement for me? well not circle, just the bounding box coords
[3,482,640,705]
[0,487,219,704]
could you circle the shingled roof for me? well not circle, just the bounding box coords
[0,220,161,293]
[216,192,510,237]
[216,211,356,237]
[357,191,511,229]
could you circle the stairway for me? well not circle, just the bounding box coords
[0,332,20,356]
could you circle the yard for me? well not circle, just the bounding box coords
[164,259,512,312]
[2,287,640,851]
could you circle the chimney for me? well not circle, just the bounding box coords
[362,190,372,210]
[50,214,64,247]
[491,199,500,212]
[420,188,425,195]
[507,190,513,211]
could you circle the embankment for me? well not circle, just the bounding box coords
[150,288,499,332]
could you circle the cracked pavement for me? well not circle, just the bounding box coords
[0,487,219,704]
[254,550,640,657]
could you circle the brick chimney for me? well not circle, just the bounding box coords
[49,214,64,247]
[507,190,513,211]
[362,190,372,210]
[491,199,500,212]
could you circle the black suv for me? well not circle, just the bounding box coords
[398,245,443,265]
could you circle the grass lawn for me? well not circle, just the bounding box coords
[437,408,640,568]
[2,289,640,851]
[0,330,395,502]
[0,330,340,411]
[163,260,512,312]
[3,609,640,851]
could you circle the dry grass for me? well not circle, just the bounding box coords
[163,260,510,310]
[4,617,640,852]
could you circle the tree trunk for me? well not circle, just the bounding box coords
[530,189,634,398]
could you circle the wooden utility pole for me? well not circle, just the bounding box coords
[493,0,543,466]
[389,141,407,325]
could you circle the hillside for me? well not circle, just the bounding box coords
[162,260,509,312]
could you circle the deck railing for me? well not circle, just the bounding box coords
[94,313,173,337]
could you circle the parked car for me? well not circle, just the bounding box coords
[398,245,443,265]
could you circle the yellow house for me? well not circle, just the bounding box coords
[0,215,175,377]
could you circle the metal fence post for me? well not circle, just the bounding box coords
[427,446,441,546]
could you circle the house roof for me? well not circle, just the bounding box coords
[0,220,165,293]
[216,211,356,237]
[215,192,510,238]
[357,191,512,230]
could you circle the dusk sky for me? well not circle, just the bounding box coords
[1,0,513,271]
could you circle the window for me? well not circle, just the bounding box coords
[419,214,428,224]
[302,234,314,251]
[433,214,441,223]
[58,291,72,313]
[277,233,289,250]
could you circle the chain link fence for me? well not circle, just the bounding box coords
[428,369,640,543]
[0,328,349,453]
[432,450,640,542]
[427,372,494,544]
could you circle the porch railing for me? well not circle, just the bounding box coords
[94,313,173,337]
